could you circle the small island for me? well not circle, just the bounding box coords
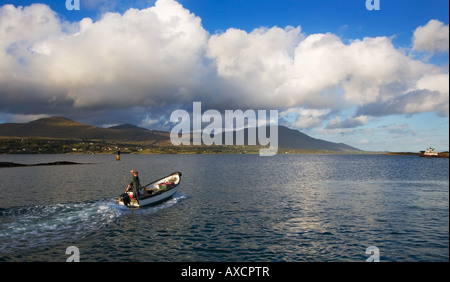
[0,161,84,168]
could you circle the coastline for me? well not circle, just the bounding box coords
[0,161,85,168]
[0,146,382,156]
[1,137,447,157]
[386,151,449,158]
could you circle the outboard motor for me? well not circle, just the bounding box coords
[118,193,130,206]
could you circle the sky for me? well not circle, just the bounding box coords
[0,0,448,152]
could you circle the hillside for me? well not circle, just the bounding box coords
[209,125,359,151]
[0,116,360,152]
[277,126,358,151]
[0,117,170,145]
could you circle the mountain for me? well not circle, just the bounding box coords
[0,117,92,139]
[216,125,359,151]
[0,116,359,151]
[277,126,359,151]
[0,116,170,145]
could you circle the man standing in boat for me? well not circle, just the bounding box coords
[126,170,141,199]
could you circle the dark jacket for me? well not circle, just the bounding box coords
[129,176,141,197]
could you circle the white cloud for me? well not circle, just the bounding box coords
[326,115,369,129]
[413,19,449,53]
[208,28,446,114]
[0,0,448,130]
[356,72,449,117]
[140,116,159,127]
[206,26,304,108]
[279,108,330,129]
[1,0,210,112]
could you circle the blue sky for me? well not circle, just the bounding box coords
[6,1,448,39]
[10,0,447,40]
[0,0,448,152]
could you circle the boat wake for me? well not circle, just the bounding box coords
[126,192,187,214]
[0,193,186,255]
[0,198,122,254]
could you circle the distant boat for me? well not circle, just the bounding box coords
[419,147,439,157]
[117,172,182,208]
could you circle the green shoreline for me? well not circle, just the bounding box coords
[0,161,84,168]
[0,137,365,155]
[387,151,449,158]
[1,138,447,157]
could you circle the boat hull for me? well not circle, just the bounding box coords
[117,172,182,208]
[419,150,439,157]
[129,186,178,207]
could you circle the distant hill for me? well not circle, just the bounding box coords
[217,125,359,151]
[0,116,359,151]
[277,126,359,151]
[0,116,171,145]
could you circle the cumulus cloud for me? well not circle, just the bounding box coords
[413,19,449,53]
[208,28,447,112]
[357,73,449,117]
[0,0,209,114]
[326,115,369,129]
[280,107,331,129]
[0,0,448,129]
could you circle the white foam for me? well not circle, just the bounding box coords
[0,198,122,254]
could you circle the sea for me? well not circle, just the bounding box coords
[0,153,448,262]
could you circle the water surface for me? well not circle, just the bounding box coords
[0,154,448,261]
